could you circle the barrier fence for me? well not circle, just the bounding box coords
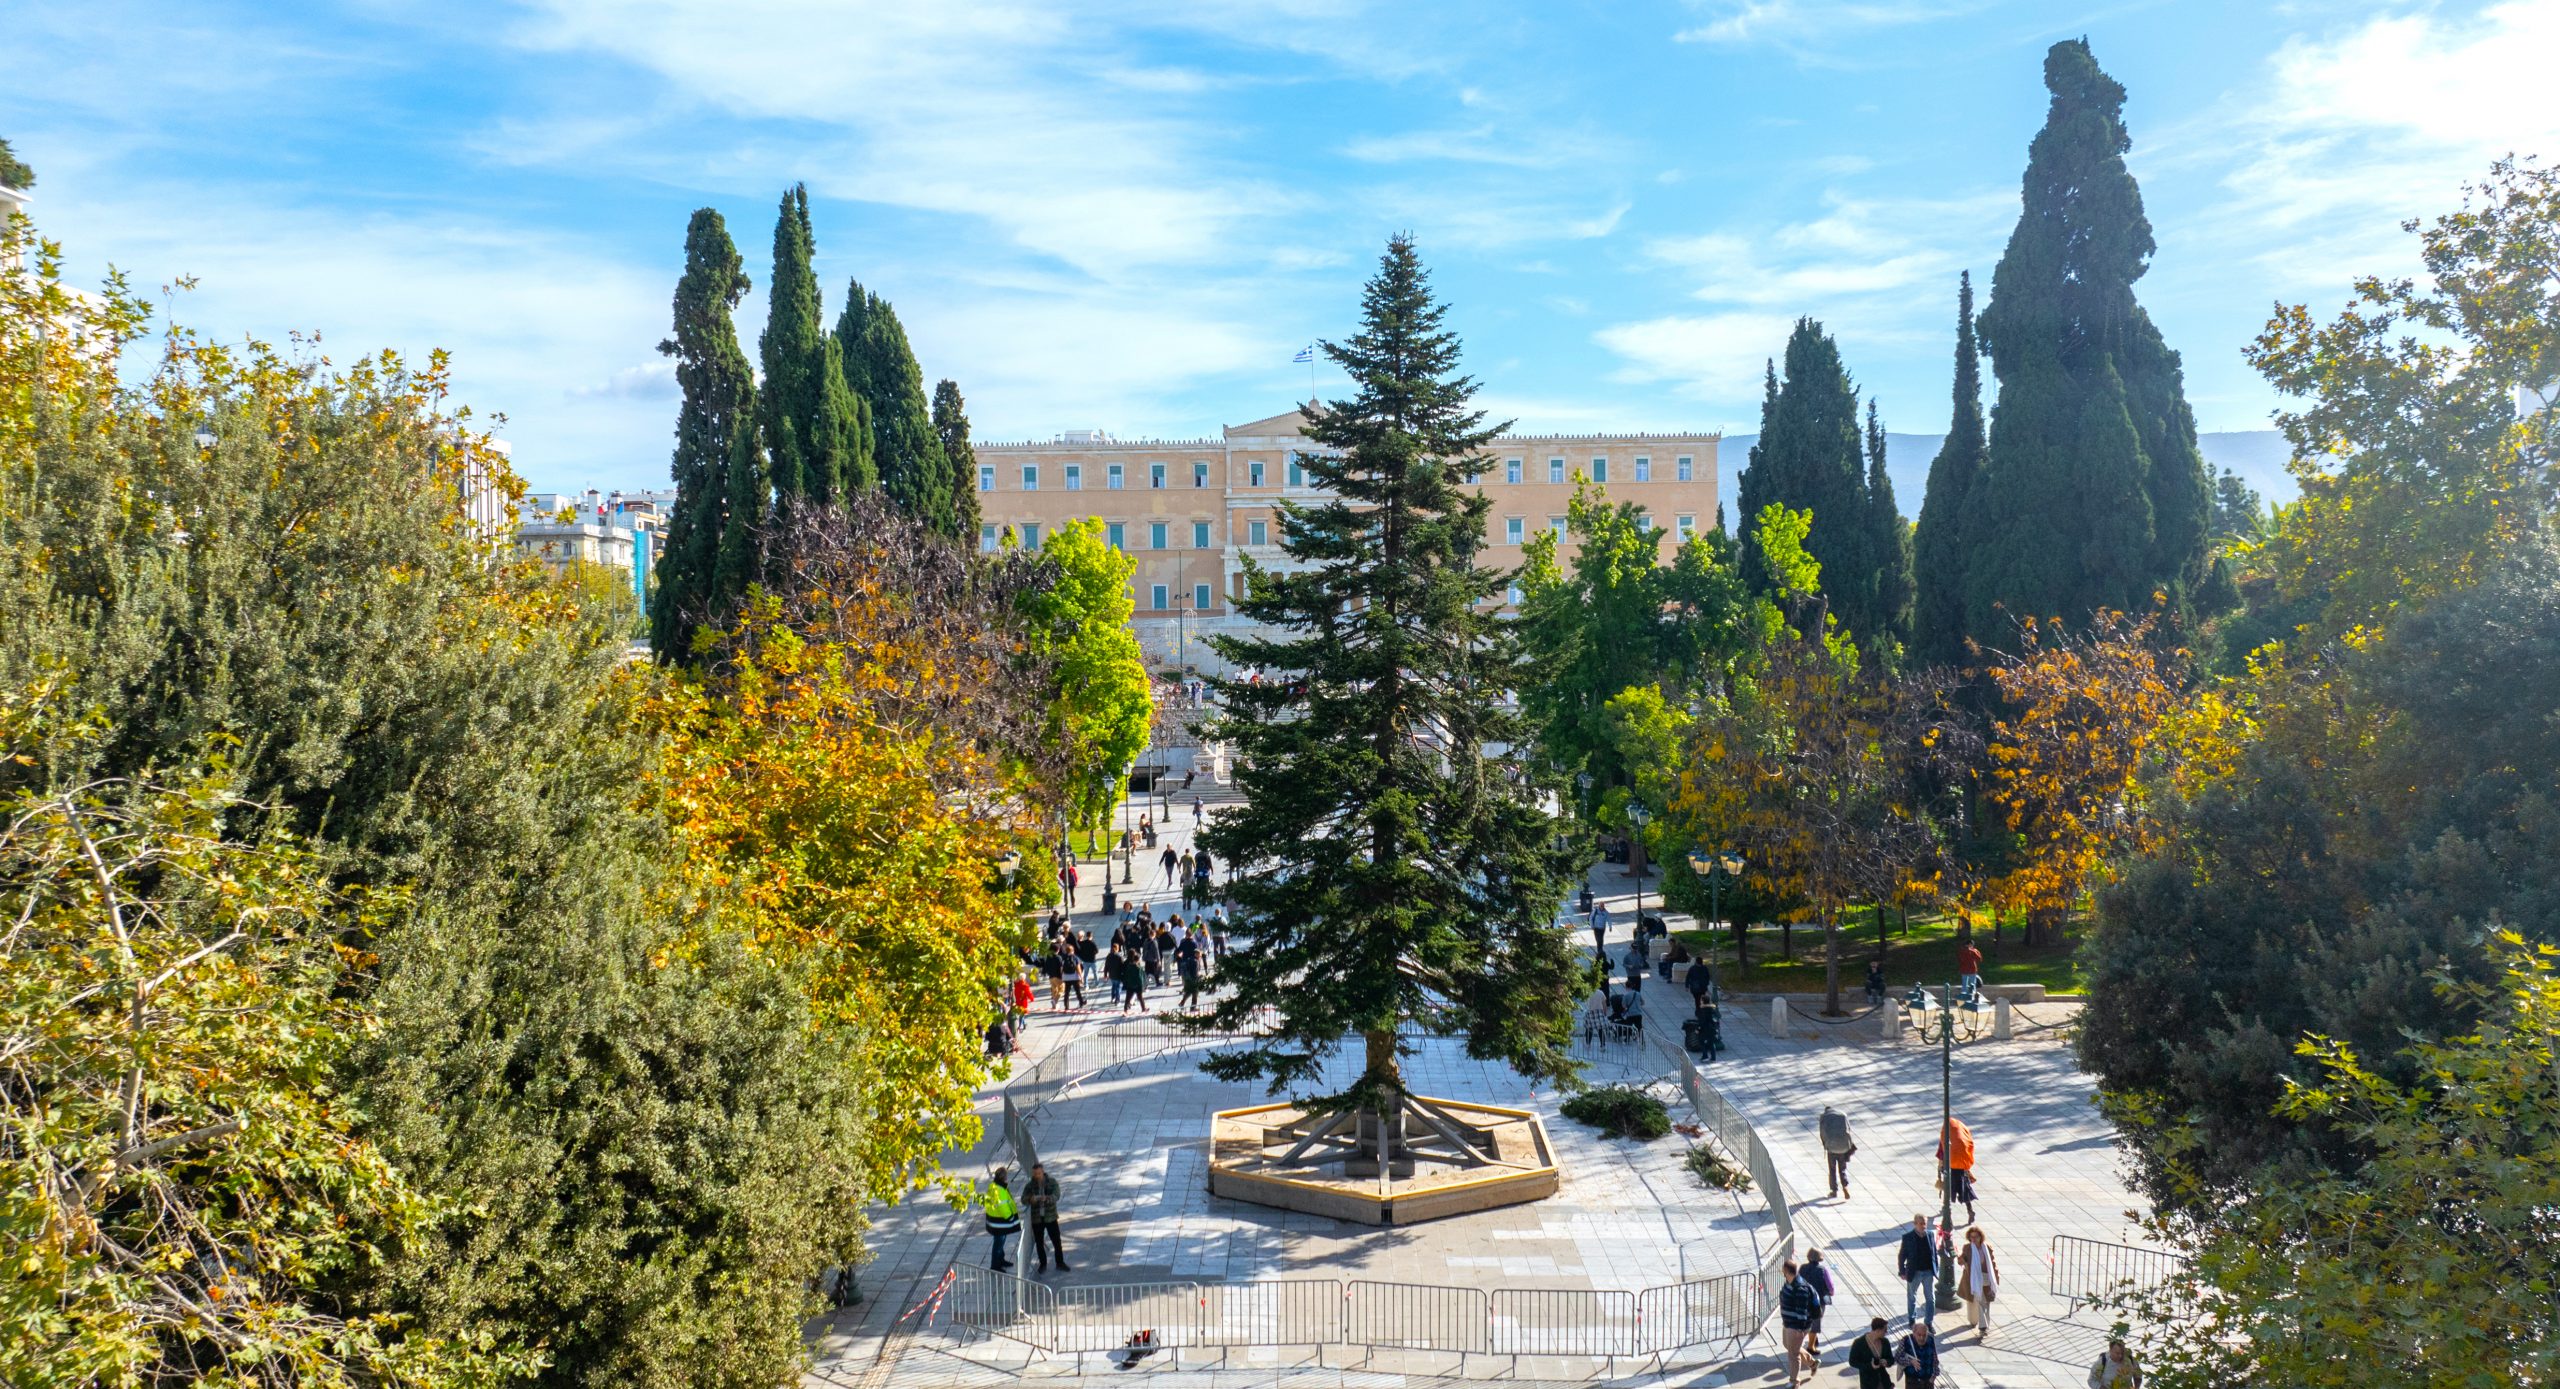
[942,1268,1774,1361]
[2049,1235,2187,1316]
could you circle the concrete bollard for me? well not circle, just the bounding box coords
[1994,998,2013,1041]
[1881,1001,1902,1041]
[1770,997,1789,1039]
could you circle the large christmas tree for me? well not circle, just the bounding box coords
[1196,236,1582,1171]
[1967,39,2211,637]
[652,208,762,661]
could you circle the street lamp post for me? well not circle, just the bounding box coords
[1626,803,1651,958]
[1904,979,1965,1314]
[1687,849,1747,969]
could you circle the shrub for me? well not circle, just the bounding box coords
[1561,1085,1673,1140]
[1684,1143,1754,1191]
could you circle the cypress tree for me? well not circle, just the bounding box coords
[811,333,871,502]
[1911,272,1987,667]
[653,208,758,662]
[1735,319,1879,637]
[932,378,980,540]
[1865,398,1914,652]
[758,186,821,502]
[835,282,953,536]
[1196,236,1583,1169]
[1969,39,2211,636]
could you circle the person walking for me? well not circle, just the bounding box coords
[1055,940,1085,1009]
[1802,1248,1835,1355]
[1685,956,1715,1011]
[1076,930,1099,984]
[1957,1226,2000,1338]
[2088,1337,2143,1387]
[1897,1214,1938,1327]
[1060,859,1080,912]
[1938,1115,1979,1224]
[1896,1320,1942,1388]
[1159,844,1180,888]
[1957,938,1983,998]
[1208,904,1230,962]
[1022,1162,1069,1275]
[1777,1261,1818,1387]
[1819,1104,1856,1198]
[1010,973,1035,1023]
[1177,935,1204,1008]
[1847,1317,1895,1389]
[1590,899,1613,952]
[1864,958,1886,1006]
[1190,792,1203,824]
[1579,884,1599,950]
[982,1168,1021,1271]
[1040,943,1065,1007]
[1113,949,1147,1013]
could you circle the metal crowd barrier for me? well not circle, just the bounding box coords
[1490,1287,1639,1357]
[1200,1279,1341,1348]
[1347,1279,1490,1354]
[2049,1235,2187,1315]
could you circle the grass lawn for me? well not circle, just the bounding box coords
[1667,907,2085,997]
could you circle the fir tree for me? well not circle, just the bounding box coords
[758,186,821,502]
[835,282,954,535]
[1865,398,1914,653]
[1195,236,1583,1170]
[0,136,33,190]
[1911,271,1987,667]
[1969,39,2211,636]
[933,378,981,540]
[653,208,759,662]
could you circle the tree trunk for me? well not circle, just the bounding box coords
[1822,913,1843,1015]
[1362,1028,1401,1162]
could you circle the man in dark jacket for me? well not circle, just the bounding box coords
[1847,1317,1895,1389]
[1777,1261,1819,1387]
[1897,1319,1942,1387]
[1022,1162,1069,1274]
[1898,1213,1939,1328]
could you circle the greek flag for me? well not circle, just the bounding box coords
[1291,343,1314,364]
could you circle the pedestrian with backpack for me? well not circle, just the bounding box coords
[1819,1104,1856,1198]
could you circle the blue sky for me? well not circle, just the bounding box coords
[4,1,2549,493]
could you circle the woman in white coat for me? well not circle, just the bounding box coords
[1957,1225,2000,1336]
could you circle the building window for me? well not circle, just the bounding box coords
[1150,463,1166,489]
[1634,456,1651,482]
[1248,519,1268,546]
[1548,457,1565,484]
[1249,460,1265,487]
[1193,461,1209,489]
[1107,522,1126,550]
[1676,514,1695,540]
[1287,456,1305,488]
[1505,458,1523,485]
[1108,462,1125,490]
[1591,456,1608,484]
[1505,516,1524,544]
[1192,520,1210,549]
[979,523,998,552]
[1151,583,1169,611]
[1676,455,1694,482]
[1064,464,1082,491]
[1638,515,1656,532]
[1020,464,1039,491]
[1020,522,1042,549]
[1150,521,1169,550]
[1194,582,1212,611]
[1550,516,1568,541]
[1506,583,1523,605]
[977,464,995,492]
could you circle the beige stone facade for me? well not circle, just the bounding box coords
[974,405,1720,674]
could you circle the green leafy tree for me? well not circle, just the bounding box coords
[2123,938,2560,1389]
[836,281,954,536]
[1912,271,1988,668]
[2247,157,2560,639]
[1515,479,1671,798]
[1969,40,2211,640]
[654,207,762,661]
[1195,236,1583,1164]
[933,377,981,540]
[2081,536,2560,1202]
[0,136,31,190]
[1019,517,1154,848]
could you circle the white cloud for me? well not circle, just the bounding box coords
[1674,0,1995,49]
[1594,311,1800,397]
[2199,1,2560,288]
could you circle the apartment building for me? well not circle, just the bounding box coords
[975,404,1720,674]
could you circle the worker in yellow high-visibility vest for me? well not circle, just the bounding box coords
[982,1167,1022,1271]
